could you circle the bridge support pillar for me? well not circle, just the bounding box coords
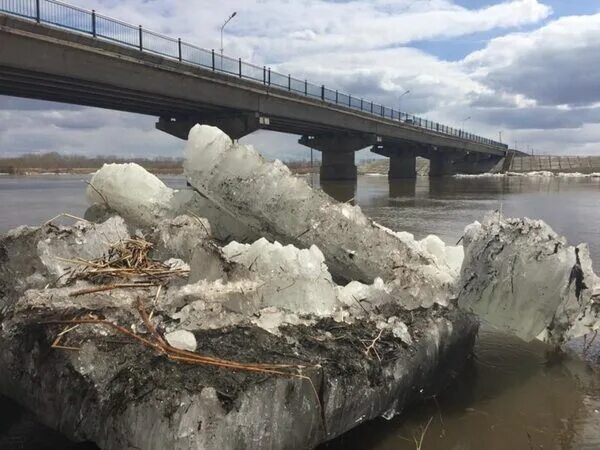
[320,151,357,181]
[371,144,419,179]
[156,114,262,140]
[389,152,417,179]
[299,133,378,181]
[429,154,455,177]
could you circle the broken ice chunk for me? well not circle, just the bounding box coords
[151,215,211,262]
[222,238,338,316]
[87,163,174,226]
[86,163,254,243]
[37,216,130,280]
[165,330,197,352]
[458,214,600,344]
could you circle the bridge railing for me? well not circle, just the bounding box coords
[0,0,506,149]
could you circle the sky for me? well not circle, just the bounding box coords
[1,0,599,161]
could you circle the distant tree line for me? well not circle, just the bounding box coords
[0,153,321,175]
[0,152,183,174]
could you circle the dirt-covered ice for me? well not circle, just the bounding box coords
[458,213,600,344]
[0,213,476,450]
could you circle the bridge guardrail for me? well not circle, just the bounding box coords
[0,0,506,149]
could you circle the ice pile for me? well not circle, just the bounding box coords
[183,125,462,307]
[0,211,478,450]
[458,213,600,344]
[84,124,599,347]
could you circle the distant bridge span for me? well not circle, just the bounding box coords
[0,1,509,179]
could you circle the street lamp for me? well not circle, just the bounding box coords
[461,116,471,128]
[398,89,410,118]
[220,12,237,60]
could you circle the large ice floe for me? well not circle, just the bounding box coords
[1,124,599,450]
[458,213,600,345]
[0,207,474,449]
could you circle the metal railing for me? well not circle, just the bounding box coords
[0,0,506,149]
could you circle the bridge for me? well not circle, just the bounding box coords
[0,0,509,181]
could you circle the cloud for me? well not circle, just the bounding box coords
[474,106,600,130]
[0,103,179,156]
[464,14,600,107]
[73,0,551,64]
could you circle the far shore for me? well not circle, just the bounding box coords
[0,152,319,177]
[0,166,319,177]
[0,167,184,176]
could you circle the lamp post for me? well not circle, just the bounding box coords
[461,116,471,128]
[498,131,503,143]
[220,12,237,63]
[398,89,410,119]
[308,135,315,188]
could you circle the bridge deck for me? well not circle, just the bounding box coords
[0,5,506,156]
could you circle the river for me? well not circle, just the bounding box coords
[0,173,599,449]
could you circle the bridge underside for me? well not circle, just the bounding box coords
[0,14,507,181]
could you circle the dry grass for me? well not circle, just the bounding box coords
[58,238,189,296]
[45,297,326,430]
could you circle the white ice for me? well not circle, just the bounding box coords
[87,163,174,227]
[165,330,197,352]
[222,238,338,316]
[183,125,462,308]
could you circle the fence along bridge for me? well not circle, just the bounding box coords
[0,0,509,180]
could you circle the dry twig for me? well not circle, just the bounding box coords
[362,329,384,362]
[44,298,326,431]
[62,238,188,295]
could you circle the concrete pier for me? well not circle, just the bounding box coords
[429,153,456,177]
[299,134,377,181]
[389,152,417,179]
[156,114,261,140]
[320,151,358,181]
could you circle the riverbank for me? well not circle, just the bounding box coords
[0,167,183,176]
[0,153,317,176]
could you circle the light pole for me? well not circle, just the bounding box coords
[459,116,470,137]
[398,89,410,119]
[308,136,315,187]
[498,131,503,143]
[220,11,237,63]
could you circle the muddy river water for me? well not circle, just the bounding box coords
[0,173,599,449]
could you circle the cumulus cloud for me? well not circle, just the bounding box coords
[464,14,600,107]
[74,0,551,63]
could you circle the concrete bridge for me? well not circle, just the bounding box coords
[0,1,509,181]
